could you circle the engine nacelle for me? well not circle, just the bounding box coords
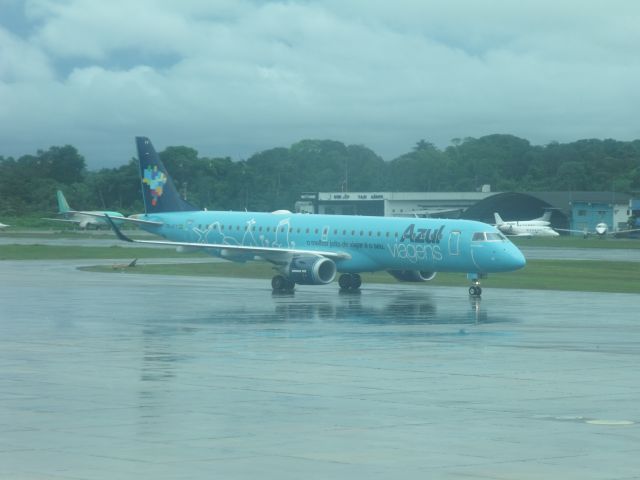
[288,256,337,285]
[387,269,437,282]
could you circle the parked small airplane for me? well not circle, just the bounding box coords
[494,212,559,238]
[104,137,526,296]
[43,190,126,229]
[557,222,640,238]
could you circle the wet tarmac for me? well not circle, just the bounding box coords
[1,260,640,479]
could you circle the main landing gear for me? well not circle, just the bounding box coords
[338,273,362,292]
[271,274,295,293]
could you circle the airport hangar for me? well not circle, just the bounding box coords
[296,190,636,235]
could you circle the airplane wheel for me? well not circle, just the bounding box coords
[284,278,296,292]
[271,275,286,291]
[469,286,481,296]
[338,274,352,290]
[339,273,362,291]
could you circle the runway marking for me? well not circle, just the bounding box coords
[586,419,635,426]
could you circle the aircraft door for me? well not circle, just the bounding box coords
[448,230,461,256]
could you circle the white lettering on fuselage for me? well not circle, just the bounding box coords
[187,218,446,265]
[386,223,446,264]
[387,242,443,263]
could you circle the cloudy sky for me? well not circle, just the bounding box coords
[1,0,639,169]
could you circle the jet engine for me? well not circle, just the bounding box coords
[387,270,437,282]
[288,256,337,285]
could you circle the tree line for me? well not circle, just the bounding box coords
[1,134,640,220]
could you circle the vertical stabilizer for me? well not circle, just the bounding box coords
[539,211,552,223]
[494,212,505,225]
[136,137,199,213]
[56,190,72,213]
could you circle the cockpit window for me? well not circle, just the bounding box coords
[486,232,505,241]
[472,232,507,242]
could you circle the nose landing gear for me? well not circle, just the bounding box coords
[467,273,486,297]
[468,284,482,296]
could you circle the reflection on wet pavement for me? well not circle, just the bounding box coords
[1,261,639,479]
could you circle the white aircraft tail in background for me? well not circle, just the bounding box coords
[42,190,125,229]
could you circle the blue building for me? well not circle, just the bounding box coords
[629,199,640,236]
[569,201,614,235]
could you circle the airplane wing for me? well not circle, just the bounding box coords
[78,211,163,226]
[612,227,640,235]
[41,217,81,224]
[555,228,588,234]
[104,215,351,262]
[556,227,640,236]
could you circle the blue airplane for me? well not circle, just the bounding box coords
[105,137,526,296]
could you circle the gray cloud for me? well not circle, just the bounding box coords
[1,0,639,168]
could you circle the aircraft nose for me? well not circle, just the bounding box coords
[510,246,526,270]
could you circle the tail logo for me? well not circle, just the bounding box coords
[142,166,167,206]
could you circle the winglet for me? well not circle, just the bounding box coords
[104,214,134,243]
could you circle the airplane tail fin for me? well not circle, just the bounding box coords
[540,211,552,222]
[494,212,504,225]
[136,137,199,213]
[56,190,72,213]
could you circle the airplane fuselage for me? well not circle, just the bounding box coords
[137,211,526,274]
[497,222,560,237]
